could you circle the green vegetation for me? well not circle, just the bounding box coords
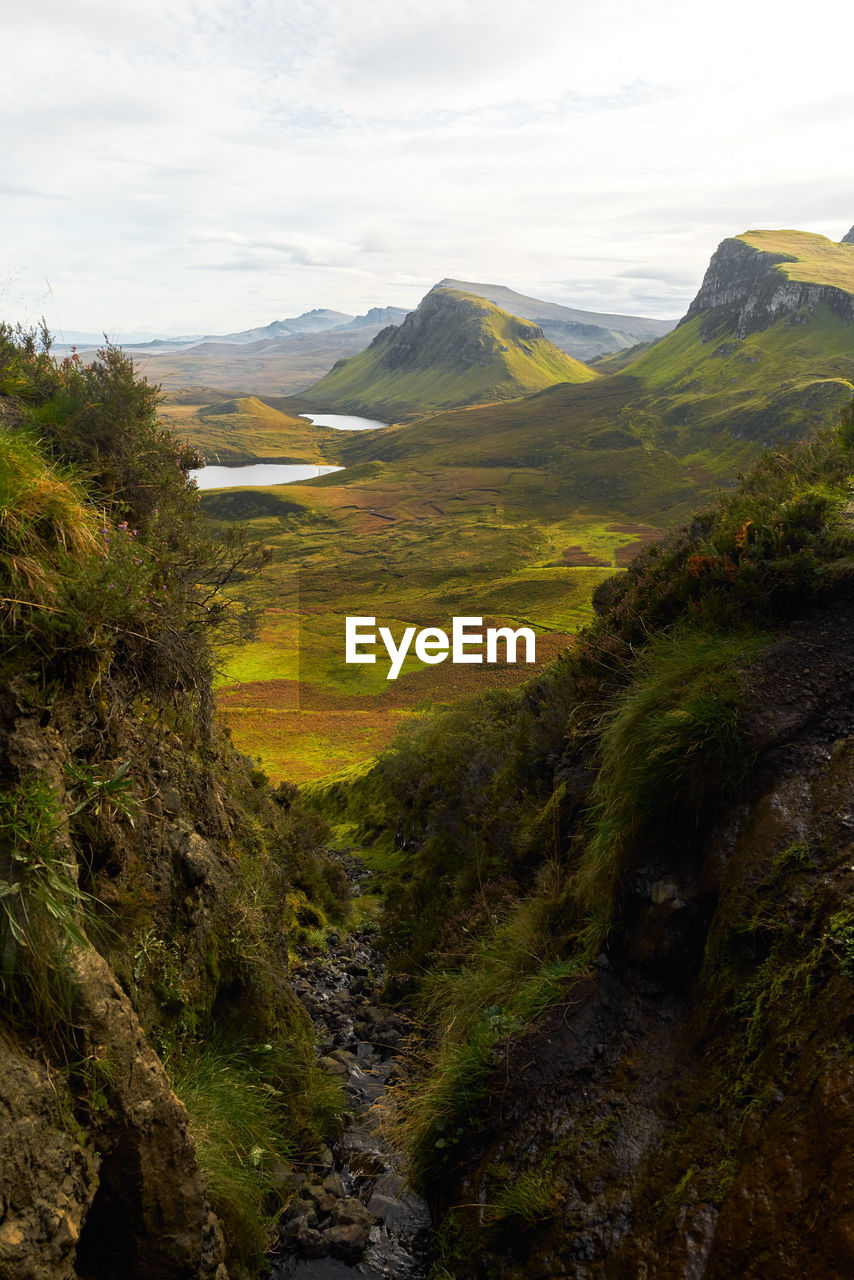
[169,1035,344,1263]
[306,288,597,418]
[0,323,354,1272]
[192,227,854,784]
[575,629,762,922]
[0,775,89,1040]
[739,228,854,292]
[314,405,854,1207]
[163,394,343,466]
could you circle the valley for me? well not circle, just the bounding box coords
[4,221,854,1280]
[180,228,854,784]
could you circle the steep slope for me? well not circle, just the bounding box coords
[438,277,675,359]
[625,227,854,443]
[338,227,854,476]
[323,405,854,1278]
[0,334,350,1280]
[303,288,598,417]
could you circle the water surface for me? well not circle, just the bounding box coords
[191,463,342,489]
[301,413,388,431]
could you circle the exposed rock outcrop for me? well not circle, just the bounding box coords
[428,591,854,1278]
[682,235,854,340]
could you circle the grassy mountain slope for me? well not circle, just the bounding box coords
[739,227,854,290]
[304,288,598,417]
[200,225,854,784]
[161,394,343,465]
[438,277,675,359]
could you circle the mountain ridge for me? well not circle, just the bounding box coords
[437,276,675,359]
[303,287,598,417]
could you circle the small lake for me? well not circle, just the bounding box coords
[190,463,343,490]
[301,412,388,431]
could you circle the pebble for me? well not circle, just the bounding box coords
[269,854,432,1279]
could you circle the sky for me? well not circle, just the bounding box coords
[2,0,853,338]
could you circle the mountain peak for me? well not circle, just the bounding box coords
[305,288,597,417]
[681,229,854,341]
[841,225,854,245]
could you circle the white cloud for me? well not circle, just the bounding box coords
[2,0,852,331]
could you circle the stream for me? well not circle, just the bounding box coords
[269,856,432,1279]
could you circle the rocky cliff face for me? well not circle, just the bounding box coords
[682,235,854,340]
[372,289,545,373]
[438,591,854,1277]
[0,342,349,1280]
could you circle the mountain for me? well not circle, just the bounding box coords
[437,277,675,360]
[304,287,599,417]
[624,228,854,444]
[208,308,354,344]
[136,319,406,396]
[338,227,854,475]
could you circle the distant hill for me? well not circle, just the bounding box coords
[337,226,854,496]
[208,309,354,344]
[304,288,598,417]
[163,395,344,466]
[135,319,406,396]
[437,278,675,360]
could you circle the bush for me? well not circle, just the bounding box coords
[0,325,267,727]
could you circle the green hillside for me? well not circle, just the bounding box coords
[622,227,854,445]
[161,394,343,465]
[739,228,854,291]
[304,288,597,418]
[201,225,854,784]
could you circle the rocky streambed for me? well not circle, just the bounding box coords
[270,861,432,1279]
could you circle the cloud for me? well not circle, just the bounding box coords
[2,0,852,330]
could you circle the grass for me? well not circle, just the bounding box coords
[306,288,597,417]
[483,1167,565,1225]
[387,885,586,1188]
[0,426,102,629]
[168,1035,345,1264]
[0,775,90,1042]
[160,395,344,466]
[574,629,764,924]
[738,229,854,293]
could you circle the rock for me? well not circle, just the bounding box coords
[0,1036,99,1280]
[68,945,222,1280]
[322,1171,346,1197]
[300,1181,326,1207]
[296,1225,328,1258]
[159,785,182,815]
[318,1055,348,1077]
[278,1213,306,1242]
[333,1196,375,1228]
[324,1222,370,1262]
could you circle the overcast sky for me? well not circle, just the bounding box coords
[2,0,852,338]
